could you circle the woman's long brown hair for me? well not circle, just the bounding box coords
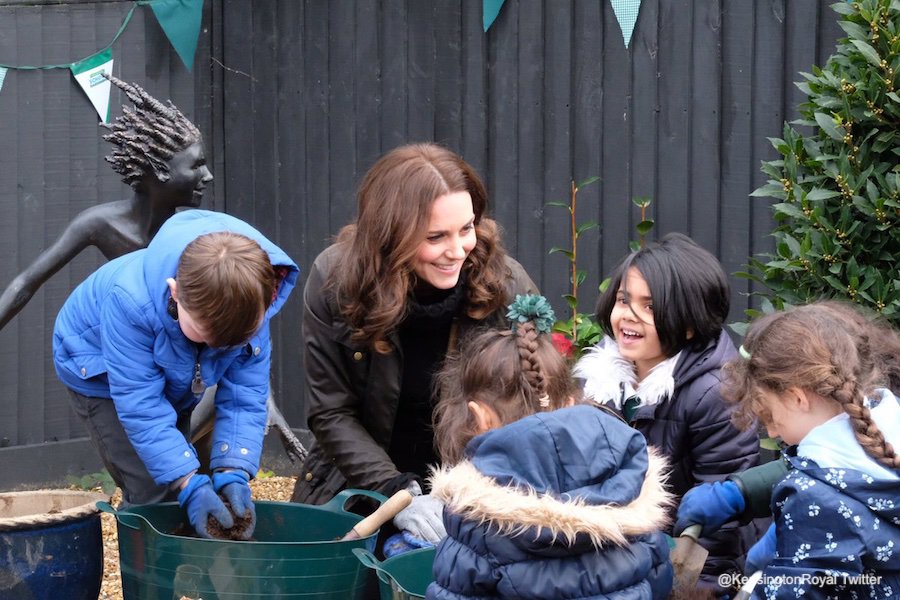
[329,143,510,353]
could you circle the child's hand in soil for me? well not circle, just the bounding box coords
[178,474,234,539]
[213,470,256,540]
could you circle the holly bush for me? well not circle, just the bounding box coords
[742,0,900,326]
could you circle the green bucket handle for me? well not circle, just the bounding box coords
[321,488,389,517]
[352,547,393,586]
[97,500,153,532]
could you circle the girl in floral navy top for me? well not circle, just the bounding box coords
[724,302,900,600]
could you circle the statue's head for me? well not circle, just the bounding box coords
[101,76,207,200]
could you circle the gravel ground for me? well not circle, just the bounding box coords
[98,475,297,600]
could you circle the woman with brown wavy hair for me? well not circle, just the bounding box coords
[291,143,536,543]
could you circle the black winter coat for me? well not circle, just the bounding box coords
[574,331,764,593]
[291,243,537,504]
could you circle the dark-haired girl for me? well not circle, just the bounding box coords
[573,232,763,593]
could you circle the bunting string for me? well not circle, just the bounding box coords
[0,0,204,122]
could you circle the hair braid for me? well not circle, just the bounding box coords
[828,367,900,469]
[515,322,547,407]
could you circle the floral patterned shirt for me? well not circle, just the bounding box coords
[754,391,900,599]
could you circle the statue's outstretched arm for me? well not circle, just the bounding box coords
[0,215,96,330]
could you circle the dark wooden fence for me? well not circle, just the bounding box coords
[0,0,842,488]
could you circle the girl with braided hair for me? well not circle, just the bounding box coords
[425,294,674,600]
[722,302,900,599]
[0,75,211,329]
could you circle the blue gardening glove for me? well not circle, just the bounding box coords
[382,530,435,558]
[178,474,234,539]
[212,470,256,540]
[674,480,746,537]
[392,494,446,544]
[745,523,777,574]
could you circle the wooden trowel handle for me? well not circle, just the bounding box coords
[342,489,413,541]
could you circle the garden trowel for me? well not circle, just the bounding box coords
[341,489,413,541]
[670,524,708,592]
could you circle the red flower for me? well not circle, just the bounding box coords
[551,332,574,358]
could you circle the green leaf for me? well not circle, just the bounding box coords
[548,247,575,260]
[632,196,652,208]
[577,175,600,189]
[564,294,578,309]
[751,183,788,198]
[814,112,844,142]
[829,2,855,15]
[575,221,599,236]
[806,188,841,201]
[575,270,587,287]
[636,220,655,235]
[772,202,806,219]
[628,241,640,252]
[546,201,572,210]
[599,277,611,293]
[838,20,868,41]
[849,39,882,68]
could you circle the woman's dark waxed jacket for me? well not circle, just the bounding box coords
[291,242,537,504]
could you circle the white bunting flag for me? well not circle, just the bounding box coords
[70,49,114,123]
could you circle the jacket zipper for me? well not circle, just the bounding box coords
[191,360,205,395]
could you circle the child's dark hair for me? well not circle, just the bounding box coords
[595,233,729,356]
[433,297,579,464]
[176,232,276,348]
[724,301,900,470]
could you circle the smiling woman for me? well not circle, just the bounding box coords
[291,143,537,545]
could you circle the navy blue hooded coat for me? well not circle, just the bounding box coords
[427,404,674,600]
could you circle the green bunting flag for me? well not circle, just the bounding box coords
[610,0,642,48]
[70,49,114,123]
[150,0,204,71]
[0,67,7,93]
[483,0,506,32]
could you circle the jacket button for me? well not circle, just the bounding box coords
[80,367,87,376]
[353,351,363,361]
[240,448,248,455]
[254,346,261,356]
[220,443,229,452]
[305,472,313,481]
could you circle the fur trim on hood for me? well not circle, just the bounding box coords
[574,336,679,410]
[429,446,674,548]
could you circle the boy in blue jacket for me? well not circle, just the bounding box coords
[53,209,298,539]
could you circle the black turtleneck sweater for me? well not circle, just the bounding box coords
[387,278,466,482]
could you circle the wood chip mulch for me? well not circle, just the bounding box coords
[98,475,297,600]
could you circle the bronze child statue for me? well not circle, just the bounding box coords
[0,75,212,329]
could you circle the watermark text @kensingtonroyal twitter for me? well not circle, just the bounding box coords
[719,572,883,589]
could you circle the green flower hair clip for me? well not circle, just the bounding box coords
[506,294,556,334]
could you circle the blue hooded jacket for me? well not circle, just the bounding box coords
[53,210,298,485]
[427,404,674,600]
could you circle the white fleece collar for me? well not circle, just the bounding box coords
[573,336,679,411]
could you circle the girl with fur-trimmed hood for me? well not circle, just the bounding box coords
[426,295,674,600]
